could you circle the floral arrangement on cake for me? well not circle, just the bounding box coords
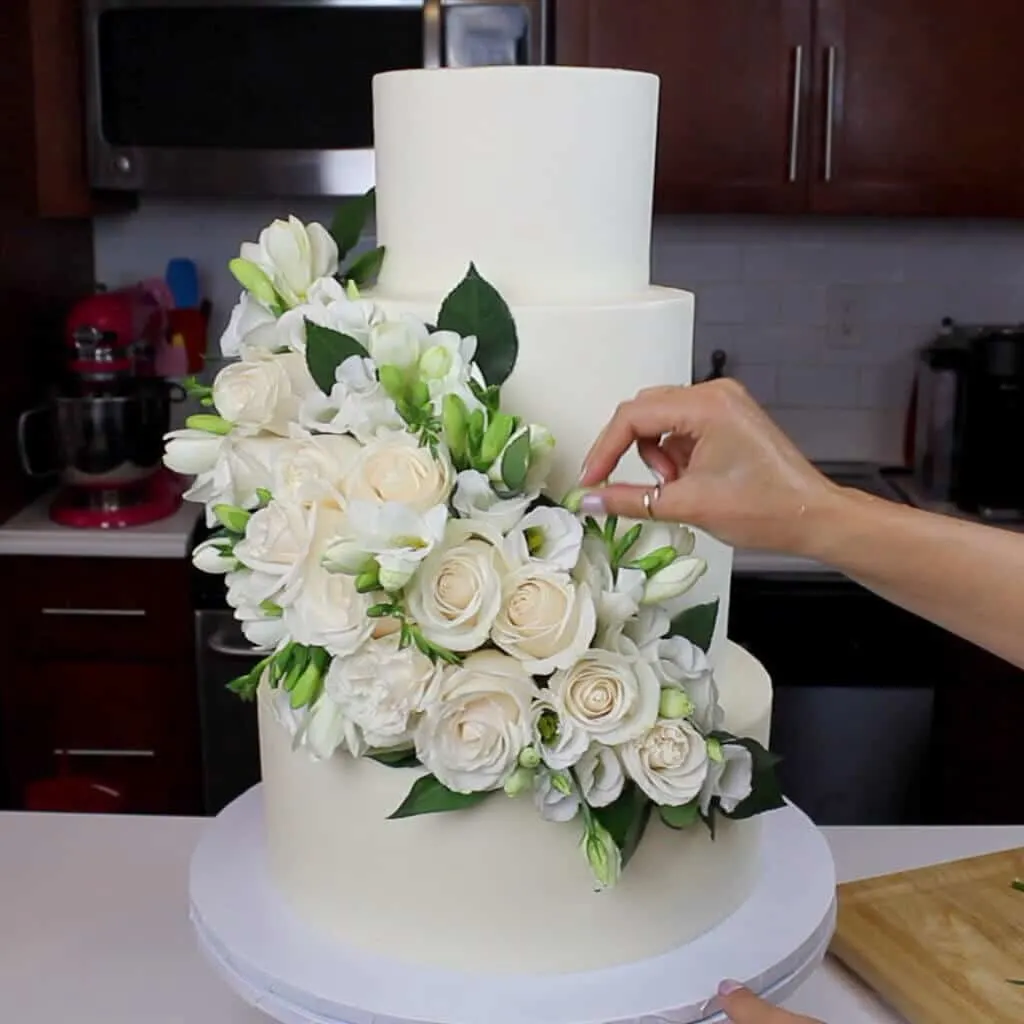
[165,192,784,887]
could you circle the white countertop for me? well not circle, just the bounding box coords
[0,491,201,559]
[1,810,1021,1024]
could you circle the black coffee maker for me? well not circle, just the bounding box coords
[914,320,1024,518]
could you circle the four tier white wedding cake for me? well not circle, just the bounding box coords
[166,65,778,979]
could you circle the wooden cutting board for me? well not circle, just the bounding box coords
[829,847,1024,1024]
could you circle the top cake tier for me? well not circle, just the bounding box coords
[372,66,659,305]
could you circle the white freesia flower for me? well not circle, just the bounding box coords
[417,330,484,410]
[163,428,225,477]
[367,315,428,368]
[212,355,299,435]
[531,690,589,770]
[269,682,307,740]
[549,648,660,746]
[343,431,454,512]
[629,522,697,564]
[620,718,710,806]
[192,537,236,574]
[278,285,384,356]
[239,216,338,308]
[225,569,288,650]
[503,506,583,571]
[533,770,580,823]
[654,636,723,733]
[575,744,625,808]
[301,691,363,761]
[233,498,318,606]
[573,535,646,640]
[452,470,535,533]
[405,519,506,652]
[220,291,279,360]
[283,506,373,657]
[414,650,538,793]
[491,564,596,675]
[642,556,707,606]
[299,355,403,443]
[273,432,361,508]
[699,742,754,815]
[324,634,440,750]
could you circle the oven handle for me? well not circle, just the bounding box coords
[207,628,266,659]
[423,0,442,68]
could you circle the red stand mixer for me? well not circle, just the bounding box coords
[18,284,188,529]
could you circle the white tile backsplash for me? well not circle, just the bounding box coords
[93,202,1024,462]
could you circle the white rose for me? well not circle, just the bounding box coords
[192,537,237,574]
[273,433,361,508]
[573,535,646,641]
[654,636,723,733]
[503,506,583,572]
[233,498,317,605]
[225,569,288,650]
[642,556,707,606]
[549,649,660,746]
[301,691,363,761]
[620,718,710,806]
[325,634,440,750]
[343,431,454,512]
[239,216,338,308]
[414,650,538,793]
[405,520,505,652]
[491,565,596,675]
[452,470,535,533]
[299,354,403,443]
[220,291,279,359]
[164,428,225,477]
[699,742,754,815]
[531,690,589,770]
[533,770,580,823]
[283,507,374,657]
[213,355,298,435]
[575,744,625,808]
[368,315,428,368]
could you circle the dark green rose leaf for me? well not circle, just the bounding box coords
[593,783,653,868]
[330,187,376,259]
[715,735,786,821]
[305,320,370,396]
[668,599,720,653]
[659,799,701,830]
[500,430,532,493]
[345,244,387,287]
[368,748,421,769]
[388,773,492,819]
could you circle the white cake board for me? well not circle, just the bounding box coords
[189,785,837,1024]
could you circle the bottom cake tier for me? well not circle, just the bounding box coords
[257,638,773,976]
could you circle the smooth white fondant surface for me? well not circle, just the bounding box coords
[373,67,659,304]
[258,640,773,976]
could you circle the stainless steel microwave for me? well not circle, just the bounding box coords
[83,0,549,197]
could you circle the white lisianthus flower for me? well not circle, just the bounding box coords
[367,315,428,369]
[699,742,754,815]
[503,506,583,572]
[301,691,364,761]
[225,569,288,650]
[272,432,361,508]
[343,430,454,512]
[325,634,440,750]
[299,355,403,442]
[282,507,374,657]
[620,718,710,806]
[233,498,318,606]
[451,470,535,533]
[533,770,580,823]
[491,565,596,675]
[414,650,538,793]
[575,744,625,808]
[191,537,236,574]
[212,355,299,435]
[572,535,646,641]
[325,499,448,591]
[239,216,338,308]
[164,428,225,477]
[654,636,724,733]
[549,648,660,746]
[622,605,672,659]
[220,291,279,360]
[530,690,589,770]
[405,519,506,652]
[641,556,707,606]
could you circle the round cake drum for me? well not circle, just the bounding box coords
[189,786,837,1024]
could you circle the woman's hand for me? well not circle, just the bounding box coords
[577,379,841,556]
[717,980,825,1024]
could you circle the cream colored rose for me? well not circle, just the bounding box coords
[491,565,596,675]
[405,520,505,652]
[213,353,299,435]
[549,649,660,746]
[343,431,454,512]
[232,498,317,605]
[273,433,361,508]
[620,718,710,806]
[414,650,538,793]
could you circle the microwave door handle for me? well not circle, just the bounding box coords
[423,0,443,68]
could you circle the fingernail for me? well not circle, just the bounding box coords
[578,460,589,483]
[579,493,606,515]
[717,979,744,997]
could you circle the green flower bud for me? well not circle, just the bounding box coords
[707,738,725,763]
[355,565,381,593]
[467,408,486,455]
[582,822,622,889]
[479,412,517,468]
[518,745,542,770]
[550,771,573,797]
[345,279,361,300]
[289,661,322,709]
[409,378,431,410]
[259,600,283,618]
[185,413,233,436]
[442,393,469,465]
[377,364,407,403]
[629,545,679,575]
[419,343,454,381]
[659,687,695,720]
[212,504,251,535]
[561,488,586,513]
[229,257,282,312]
[503,766,533,797]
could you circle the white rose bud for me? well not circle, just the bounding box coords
[238,215,338,308]
[212,355,298,435]
[574,744,625,809]
[620,718,710,806]
[641,556,707,606]
[581,821,621,889]
[343,431,454,512]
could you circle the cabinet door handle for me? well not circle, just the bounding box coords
[41,607,145,617]
[823,45,837,182]
[787,45,804,182]
[208,628,264,659]
[53,748,156,758]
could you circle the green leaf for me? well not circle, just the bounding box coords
[659,799,701,830]
[345,244,386,287]
[1012,879,1024,893]
[436,263,519,386]
[669,599,720,653]
[368,748,421,769]
[593,783,653,869]
[500,430,532,492]
[330,188,375,259]
[716,735,786,821]
[305,320,370,396]
[388,774,492,819]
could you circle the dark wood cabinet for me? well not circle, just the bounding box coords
[0,557,202,815]
[557,0,1024,217]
